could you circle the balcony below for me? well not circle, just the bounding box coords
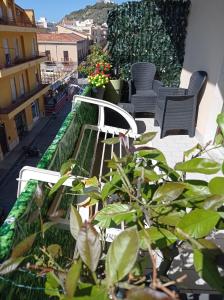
[0,84,50,119]
[0,53,47,78]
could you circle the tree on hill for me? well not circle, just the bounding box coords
[63,3,116,25]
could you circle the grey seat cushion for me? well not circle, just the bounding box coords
[132,90,157,98]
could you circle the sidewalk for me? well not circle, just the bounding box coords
[0,116,50,185]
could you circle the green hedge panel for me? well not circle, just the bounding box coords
[107,0,190,86]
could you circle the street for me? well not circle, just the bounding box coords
[0,100,72,219]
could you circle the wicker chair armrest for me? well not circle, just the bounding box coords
[166,94,195,102]
[128,79,136,102]
[153,80,163,94]
[159,87,187,98]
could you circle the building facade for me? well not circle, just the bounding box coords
[0,0,49,161]
[37,33,89,68]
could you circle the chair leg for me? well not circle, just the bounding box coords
[189,127,195,137]
[160,128,166,139]
[154,119,159,127]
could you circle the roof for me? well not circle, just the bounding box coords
[57,25,89,38]
[37,33,85,43]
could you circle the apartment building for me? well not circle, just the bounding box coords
[37,33,89,66]
[0,0,49,161]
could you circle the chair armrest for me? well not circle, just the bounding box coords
[159,87,187,98]
[153,80,163,94]
[166,95,195,101]
[128,79,136,102]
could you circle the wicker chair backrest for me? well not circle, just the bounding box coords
[188,71,207,96]
[131,62,156,91]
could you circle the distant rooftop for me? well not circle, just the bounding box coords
[37,33,85,43]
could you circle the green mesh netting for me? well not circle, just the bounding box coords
[0,87,98,299]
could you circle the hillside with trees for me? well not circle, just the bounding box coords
[63,3,116,25]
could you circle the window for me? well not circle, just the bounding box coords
[10,77,17,102]
[35,71,40,87]
[7,7,13,21]
[32,38,36,57]
[0,6,3,19]
[19,74,25,96]
[31,100,40,121]
[14,38,20,60]
[63,51,69,62]
[45,50,51,61]
[3,38,11,66]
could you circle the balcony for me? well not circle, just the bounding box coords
[0,15,36,32]
[0,52,47,78]
[0,83,49,119]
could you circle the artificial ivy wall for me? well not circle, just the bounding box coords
[107,0,191,86]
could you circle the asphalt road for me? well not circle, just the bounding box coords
[0,100,72,219]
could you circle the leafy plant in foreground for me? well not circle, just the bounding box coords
[1,114,224,299]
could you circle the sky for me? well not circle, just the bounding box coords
[16,0,125,22]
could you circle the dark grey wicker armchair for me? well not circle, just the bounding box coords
[154,71,207,138]
[129,62,163,113]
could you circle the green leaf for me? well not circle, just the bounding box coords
[176,209,220,239]
[101,174,122,200]
[74,284,108,299]
[49,175,70,196]
[215,133,224,145]
[184,144,202,159]
[45,272,61,297]
[106,227,139,286]
[139,227,177,250]
[175,158,221,174]
[203,195,224,210]
[47,244,62,259]
[77,222,101,272]
[65,259,82,297]
[60,159,77,175]
[134,167,161,181]
[84,177,99,187]
[0,257,25,275]
[133,132,157,145]
[70,205,83,240]
[42,222,55,233]
[157,211,185,226]
[138,149,166,163]
[94,203,138,228]
[71,180,85,193]
[102,136,120,145]
[208,177,224,195]
[11,233,36,258]
[217,112,224,136]
[34,184,44,208]
[152,182,185,203]
[194,249,224,294]
[184,180,210,197]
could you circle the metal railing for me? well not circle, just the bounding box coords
[0,50,46,69]
[0,84,49,115]
[0,15,36,27]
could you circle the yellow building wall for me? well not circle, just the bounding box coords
[0,1,48,158]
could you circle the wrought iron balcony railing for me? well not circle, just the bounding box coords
[0,84,49,115]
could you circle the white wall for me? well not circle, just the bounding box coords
[180,0,224,144]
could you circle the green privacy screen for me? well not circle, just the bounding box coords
[107,0,191,86]
[0,88,98,299]
[0,87,97,261]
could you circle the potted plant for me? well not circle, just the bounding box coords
[88,62,111,99]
